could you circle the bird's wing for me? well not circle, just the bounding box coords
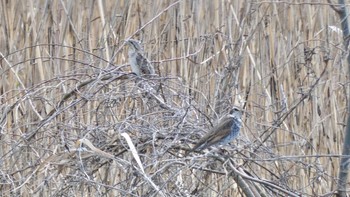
[135,54,154,75]
[192,118,233,150]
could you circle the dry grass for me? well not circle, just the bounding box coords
[0,0,348,196]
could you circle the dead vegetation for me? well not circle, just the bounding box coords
[0,0,348,196]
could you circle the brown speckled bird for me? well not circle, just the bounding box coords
[186,107,243,156]
[126,39,155,76]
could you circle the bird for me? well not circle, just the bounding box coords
[186,106,243,156]
[125,39,155,76]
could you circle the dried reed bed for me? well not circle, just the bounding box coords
[0,0,348,196]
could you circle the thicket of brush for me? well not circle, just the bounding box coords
[0,0,348,196]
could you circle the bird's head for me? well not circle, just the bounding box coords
[125,39,143,52]
[228,106,244,119]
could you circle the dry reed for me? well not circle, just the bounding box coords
[0,0,348,196]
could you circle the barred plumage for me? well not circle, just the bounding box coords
[126,39,155,76]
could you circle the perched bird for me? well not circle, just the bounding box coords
[186,107,243,155]
[126,39,155,76]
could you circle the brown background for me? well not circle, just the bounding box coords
[0,0,348,196]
